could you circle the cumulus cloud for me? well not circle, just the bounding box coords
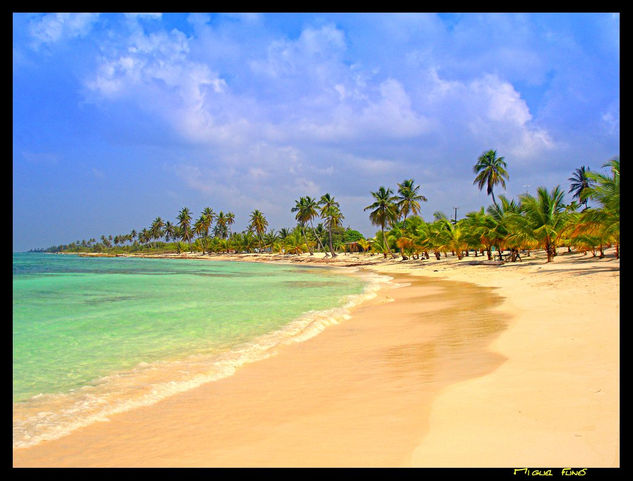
[69,14,613,228]
[28,13,100,48]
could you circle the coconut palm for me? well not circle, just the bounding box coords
[517,186,569,262]
[248,210,269,250]
[435,218,469,260]
[149,217,165,248]
[585,159,620,215]
[396,179,427,221]
[194,215,208,254]
[283,229,308,255]
[291,197,314,255]
[319,193,342,257]
[364,187,399,258]
[487,195,523,261]
[225,212,235,238]
[304,196,326,253]
[278,227,290,239]
[214,212,227,239]
[463,207,497,259]
[177,207,193,250]
[163,221,175,242]
[580,158,620,258]
[201,208,215,236]
[568,166,595,210]
[473,149,509,208]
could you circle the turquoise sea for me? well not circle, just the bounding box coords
[13,253,385,448]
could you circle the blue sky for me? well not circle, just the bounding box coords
[13,12,619,252]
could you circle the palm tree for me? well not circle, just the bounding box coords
[201,208,215,236]
[581,158,620,258]
[435,218,469,260]
[487,195,522,261]
[225,212,235,238]
[248,210,269,250]
[291,197,314,255]
[364,186,399,258]
[283,229,308,255]
[163,221,175,242]
[568,166,594,210]
[396,179,427,221]
[214,212,227,239]
[319,193,342,257]
[177,207,193,251]
[304,196,326,253]
[137,229,150,248]
[291,196,326,254]
[517,186,569,262]
[149,217,165,248]
[473,149,509,208]
[194,215,208,254]
[463,207,497,259]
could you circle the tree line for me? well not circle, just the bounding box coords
[35,151,620,263]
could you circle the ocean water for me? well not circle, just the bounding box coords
[13,253,387,449]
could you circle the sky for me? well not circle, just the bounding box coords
[13,12,620,252]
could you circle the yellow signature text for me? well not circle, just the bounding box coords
[513,468,587,476]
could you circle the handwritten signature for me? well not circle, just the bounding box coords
[513,468,587,476]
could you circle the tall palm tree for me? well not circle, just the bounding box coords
[248,210,269,250]
[225,212,235,238]
[473,149,509,208]
[177,207,193,250]
[319,193,342,257]
[194,215,210,254]
[304,196,326,253]
[291,197,313,255]
[201,208,215,236]
[214,212,227,239]
[163,221,175,242]
[364,186,399,258]
[292,196,326,255]
[396,179,427,221]
[149,217,165,248]
[568,166,594,210]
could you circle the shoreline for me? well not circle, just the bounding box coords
[13,249,620,467]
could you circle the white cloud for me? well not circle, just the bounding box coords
[417,70,555,162]
[29,13,99,48]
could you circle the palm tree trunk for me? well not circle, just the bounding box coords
[546,240,554,262]
[302,226,313,255]
[328,224,336,257]
[310,221,325,253]
[382,225,393,258]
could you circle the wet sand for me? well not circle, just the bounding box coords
[13,274,509,467]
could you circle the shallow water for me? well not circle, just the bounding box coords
[13,253,384,448]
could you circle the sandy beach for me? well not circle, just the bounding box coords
[13,248,619,468]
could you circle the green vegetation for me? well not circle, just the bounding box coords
[36,152,620,263]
